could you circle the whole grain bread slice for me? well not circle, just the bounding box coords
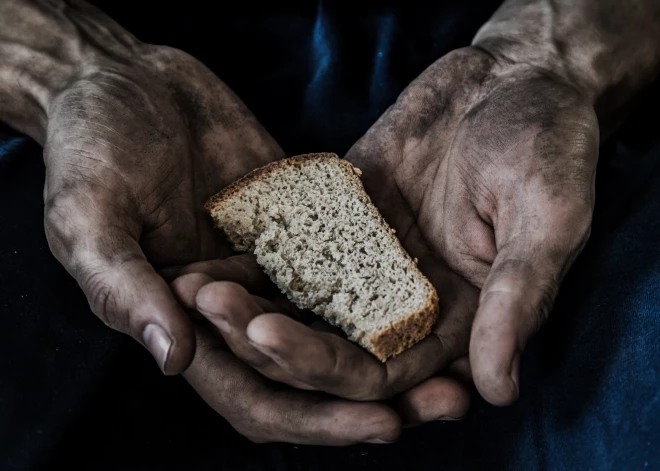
[205,153,438,361]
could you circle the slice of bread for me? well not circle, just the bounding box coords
[205,153,438,361]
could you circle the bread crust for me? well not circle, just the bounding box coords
[369,295,438,362]
[205,153,439,361]
[204,153,353,215]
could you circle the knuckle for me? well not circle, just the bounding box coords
[321,344,343,385]
[82,269,128,333]
[530,278,558,333]
[305,342,378,399]
[361,377,388,401]
[289,341,342,388]
[243,353,275,373]
[362,367,389,401]
[434,330,465,358]
[44,192,70,228]
[43,191,85,259]
[489,257,534,280]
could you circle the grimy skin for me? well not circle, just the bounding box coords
[2,0,660,444]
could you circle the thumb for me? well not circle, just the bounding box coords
[45,197,194,375]
[470,235,586,406]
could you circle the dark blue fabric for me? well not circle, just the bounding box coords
[0,126,27,171]
[1,1,659,469]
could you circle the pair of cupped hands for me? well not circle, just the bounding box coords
[43,39,597,444]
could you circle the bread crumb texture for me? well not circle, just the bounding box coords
[206,153,438,361]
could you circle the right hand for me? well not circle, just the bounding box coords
[41,13,283,374]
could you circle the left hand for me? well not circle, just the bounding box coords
[346,45,597,408]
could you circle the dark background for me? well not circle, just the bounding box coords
[2,1,660,469]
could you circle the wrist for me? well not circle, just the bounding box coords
[473,0,660,133]
[472,27,604,102]
[0,0,143,143]
[0,48,78,144]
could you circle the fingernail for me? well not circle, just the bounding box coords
[247,338,279,358]
[197,308,232,335]
[142,324,172,375]
[435,416,462,421]
[215,317,232,335]
[364,438,395,444]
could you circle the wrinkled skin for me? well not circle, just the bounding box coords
[181,45,598,434]
[346,46,597,406]
[43,44,282,373]
[4,0,604,446]
[42,45,419,444]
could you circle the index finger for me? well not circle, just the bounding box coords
[245,310,468,401]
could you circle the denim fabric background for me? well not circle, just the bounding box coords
[1,1,658,469]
